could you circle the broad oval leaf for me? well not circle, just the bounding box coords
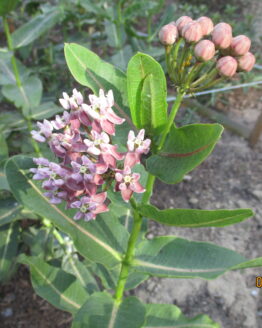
[134,236,262,279]
[144,303,219,328]
[0,198,22,226]
[0,52,30,86]
[127,52,167,135]
[62,255,99,294]
[30,101,63,120]
[5,155,129,268]
[0,160,10,190]
[19,255,89,314]
[0,222,19,282]
[138,204,253,227]
[72,292,146,328]
[12,7,62,49]
[0,133,8,162]
[147,123,223,184]
[64,43,132,127]
[2,76,42,117]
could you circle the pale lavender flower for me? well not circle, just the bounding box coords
[44,190,68,204]
[51,111,70,130]
[70,192,108,221]
[31,119,53,142]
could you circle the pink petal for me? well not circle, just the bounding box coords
[82,104,100,120]
[91,120,102,133]
[130,181,145,193]
[115,172,123,182]
[101,119,115,135]
[121,189,133,202]
[137,129,145,140]
[95,161,108,174]
[119,183,127,191]
[101,153,116,168]
[93,203,109,214]
[105,109,125,124]
[124,152,140,168]
[102,144,124,160]
[92,192,107,204]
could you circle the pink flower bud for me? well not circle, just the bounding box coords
[197,16,214,36]
[237,52,256,72]
[159,24,178,45]
[182,21,202,43]
[230,35,251,56]
[194,40,215,61]
[216,56,238,77]
[176,16,193,33]
[212,23,232,49]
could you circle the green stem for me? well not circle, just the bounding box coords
[3,16,41,156]
[191,65,217,88]
[3,16,21,87]
[114,198,143,303]
[157,90,185,150]
[142,173,156,204]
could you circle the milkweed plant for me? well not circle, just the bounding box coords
[6,15,262,327]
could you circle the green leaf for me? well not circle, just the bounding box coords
[111,45,133,71]
[134,236,262,279]
[0,0,19,15]
[30,101,63,120]
[2,76,42,117]
[12,7,62,49]
[62,255,99,294]
[0,160,10,190]
[0,52,30,85]
[144,303,220,328]
[0,198,22,226]
[19,255,89,314]
[0,223,19,282]
[72,292,146,328]
[0,111,25,134]
[64,43,133,128]
[147,123,224,184]
[0,133,8,161]
[5,155,129,268]
[127,52,167,134]
[105,19,126,48]
[138,204,253,227]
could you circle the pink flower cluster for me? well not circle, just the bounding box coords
[159,16,255,77]
[30,89,151,221]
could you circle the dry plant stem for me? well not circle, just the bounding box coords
[3,16,41,156]
[114,91,186,303]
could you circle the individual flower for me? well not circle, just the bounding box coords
[70,192,109,221]
[159,24,178,45]
[197,16,214,36]
[237,52,256,72]
[83,89,125,135]
[125,129,151,168]
[31,119,53,142]
[217,56,238,77]
[59,88,84,110]
[66,155,97,195]
[115,167,145,202]
[181,21,203,43]
[230,35,251,56]
[51,111,70,130]
[44,190,68,204]
[84,130,124,171]
[194,40,215,62]
[212,23,232,49]
[176,16,193,34]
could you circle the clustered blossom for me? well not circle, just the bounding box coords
[30,89,151,221]
[159,15,255,80]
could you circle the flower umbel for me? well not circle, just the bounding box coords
[31,89,150,220]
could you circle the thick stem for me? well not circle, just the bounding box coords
[3,16,22,87]
[114,198,143,303]
[3,16,41,155]
[157,90,185,150]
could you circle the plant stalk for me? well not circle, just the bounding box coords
[3,16,41,155]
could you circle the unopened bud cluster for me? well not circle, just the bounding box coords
[159,15,255,91]
[30,89,151,221]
